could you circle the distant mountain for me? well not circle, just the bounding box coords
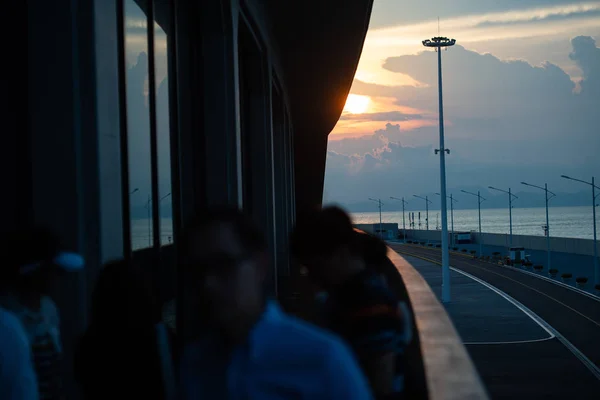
[330,188,595,212]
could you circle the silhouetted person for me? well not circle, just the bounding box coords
[179,207,373,399]
[357,232,389,275]
[74,259,174,400]
[0,228,84,400]
[355,232,413,398]
[290,206,407,398]
[0,306,39,400]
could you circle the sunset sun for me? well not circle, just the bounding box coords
[343,94,370,114]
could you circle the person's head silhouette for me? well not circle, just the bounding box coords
[182,208,268,343]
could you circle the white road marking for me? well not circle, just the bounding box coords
[451,266,600,381]
[448,266,555,339]
[399,250,600,381]
[464,337,554,345]
[493,263,600,303]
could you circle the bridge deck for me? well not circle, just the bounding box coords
[390,244,600,399]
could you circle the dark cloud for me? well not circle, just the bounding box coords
[339,111,423,121]
[381,45,575,119]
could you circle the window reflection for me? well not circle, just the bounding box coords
[125,0,153,250]
[154,6,173,246]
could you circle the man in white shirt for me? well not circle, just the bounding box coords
[0,306,39,400]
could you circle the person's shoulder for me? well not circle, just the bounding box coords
[272,308,360,358]
[274,312,364,369]
[0,308,39,400]
[276,311,342,345]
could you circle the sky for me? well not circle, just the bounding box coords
[323,0,600,206]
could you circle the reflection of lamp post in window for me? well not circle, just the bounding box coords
[160,193,172,202]
[145,195,152,247]
[145,192,172,247]
[561,175,599,286]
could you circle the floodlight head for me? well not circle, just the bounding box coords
[423,37,456,48]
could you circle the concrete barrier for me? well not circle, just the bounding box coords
[354,223,399,240]
[404,230,597,257]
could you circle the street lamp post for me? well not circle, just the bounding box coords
[489,186,518,247]
[522,182,556,271]
[160,192,172,202]
[423,36,455,303]
[145,192,172,247]
[561,175,599,286]
[436,193,457,247]
[413,195,433,231]
[461,190,486,257]
[146,194,152,247]
[369,198,384,239]
[391,197,409,243]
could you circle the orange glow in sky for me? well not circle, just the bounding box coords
[328,2,600,141]
[343,94,371,114]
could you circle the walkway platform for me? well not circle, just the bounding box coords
[406,256,549,344]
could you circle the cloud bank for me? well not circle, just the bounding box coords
[325,36,600,204]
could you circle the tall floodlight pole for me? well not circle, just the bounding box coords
[489,186,518,247]
[391,197,409,243]
[462,190,486,257]
[413,195,433,231]
[561,175,599,286]
[423,36,455,303]
[369,198,384,239]
[436,193,457,247]
[522,182,556,271]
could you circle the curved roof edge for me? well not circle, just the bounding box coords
[266,0,374,213]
